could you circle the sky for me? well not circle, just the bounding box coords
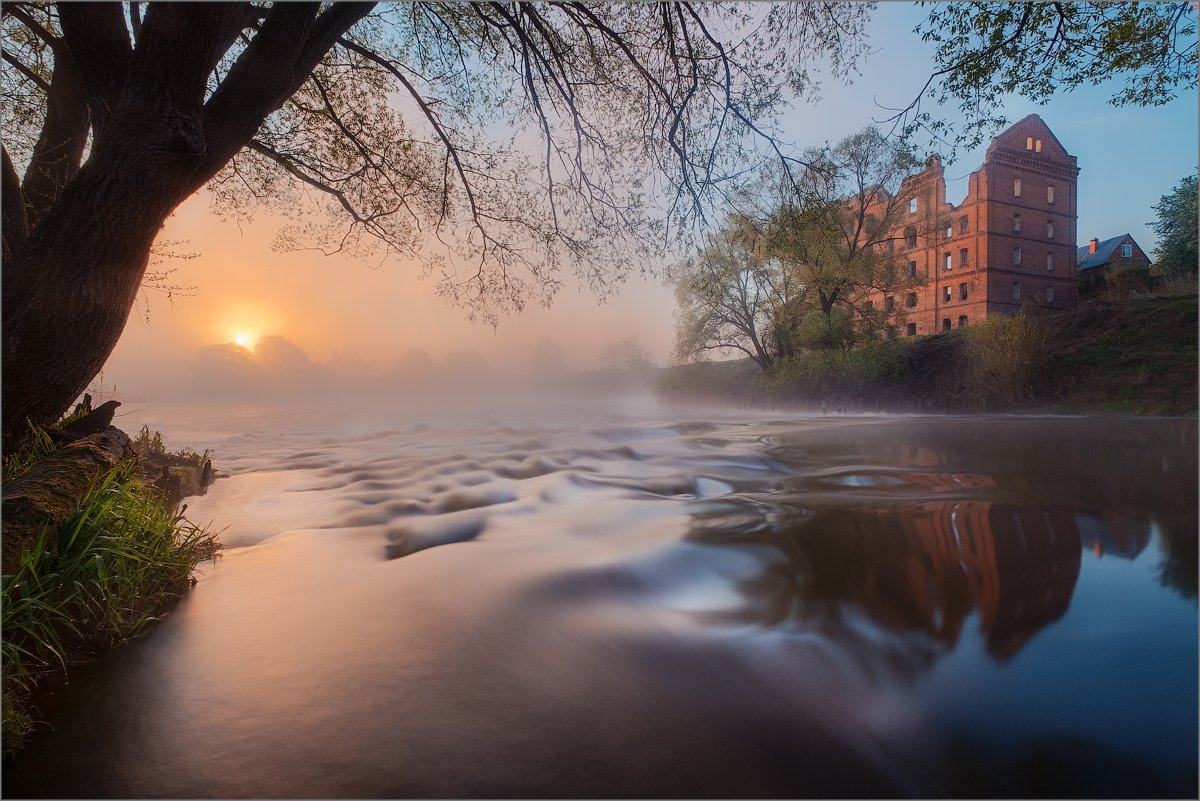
[97,3,1198,399]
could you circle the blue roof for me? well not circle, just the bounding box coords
[1077,234,1131,271]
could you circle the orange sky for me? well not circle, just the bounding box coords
[101,188,679,395]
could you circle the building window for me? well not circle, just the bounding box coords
[864,299,874,312]
[1014,177,1022,197]
[942,318,952,333]
[1121,243,1133,258]
[904,226,917,247]
[906,292,918,308]
[909,198,918,214]
[887,326,897,340]
[908,260,918,278]
[1046,185,1055,204]
[944,252,952,270]
[1046,286,1055,303]
[959,282,968,300]
[1046,252,1054,272]
[957,315,968,328]
[1013,246,1021,266]
[885,295,894,312]
[1026,136,1034,151]
[945,224,953,238]
[959,247,968,267]
[1046,220,1054,239]
[905,323,916,337]
[1035,138,1043,153]
[960,215,969,234]
[1012,281,1021,300]
[1013,214,1022,233]
[943,285,952,302]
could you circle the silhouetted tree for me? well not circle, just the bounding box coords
[0,2,874,448]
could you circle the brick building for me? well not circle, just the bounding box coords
[1076,232,1153,281]
[861,114,1080,336]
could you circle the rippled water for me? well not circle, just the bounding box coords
[6,398,1197,798]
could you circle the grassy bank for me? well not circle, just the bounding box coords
[656,293,1198,415]
[2,423,219,755]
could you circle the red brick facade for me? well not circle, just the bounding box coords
[861,115,1079,336]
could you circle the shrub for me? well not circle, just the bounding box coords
[961,309,1051,408]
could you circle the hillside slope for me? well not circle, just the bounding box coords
[656,294,1198,415]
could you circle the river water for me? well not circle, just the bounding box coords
[5,395,1197,798]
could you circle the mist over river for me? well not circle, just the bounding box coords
[5,394,1197,798]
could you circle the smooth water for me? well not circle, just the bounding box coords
[5,399,1197,798]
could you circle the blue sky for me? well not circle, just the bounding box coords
[784,3,1198,252]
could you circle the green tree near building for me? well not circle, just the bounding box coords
[1151,173,1198,278]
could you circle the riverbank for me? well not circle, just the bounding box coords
[656,294,1198,415]
[1,416,219,755]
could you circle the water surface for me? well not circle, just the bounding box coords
[6,401,1196,798]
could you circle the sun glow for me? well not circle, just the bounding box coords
[233,333,254,348]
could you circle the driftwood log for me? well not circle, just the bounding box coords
[2,426,133,575]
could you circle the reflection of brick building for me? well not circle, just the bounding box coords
[861,114,1080,336]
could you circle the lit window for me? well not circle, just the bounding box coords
[1035,139,1043,153]
[943,285,952,302]
[957,315,968,328]
[1013,246,1021,266]
[1046,286,1055,303]
[1121,243,1133,258]
[960,215,969,234]
[1047,185,1055,204]
[1013,214,1022,233]
[1012,281,1021,300]
[959,247,968,267]
[959,282,968,300]
[1046,220,1054,239]
[1014,177,1022,197]
[944,252,952,270]
[1046,253,1054,272]
[905,323,916,337]
[906,292,918,308]
[909,198,918,214]
[1026,136,1034,151]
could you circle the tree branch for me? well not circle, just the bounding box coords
[2,49,51,92]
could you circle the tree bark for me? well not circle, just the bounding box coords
[1,3,374,450]
[2,426,133,576]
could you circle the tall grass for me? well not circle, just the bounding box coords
[961,309,1051,408]
[2,448,218,755]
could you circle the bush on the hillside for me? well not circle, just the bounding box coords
[769,340,910,404]
[792,308,855,351]
[961,309,1051,408]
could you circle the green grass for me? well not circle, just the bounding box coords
[2,430,219,756]
[656,294,1198,415]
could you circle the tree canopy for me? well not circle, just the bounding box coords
[0,1,873,446]
[889,2,1197,155]
[1151,173,1198,278]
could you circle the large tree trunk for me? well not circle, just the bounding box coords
[1,3,374,451]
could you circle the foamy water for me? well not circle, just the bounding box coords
[7,397,1197,798]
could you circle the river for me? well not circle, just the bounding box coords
[5,395,1197,798]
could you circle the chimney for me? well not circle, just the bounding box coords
[1089,238,1098,254]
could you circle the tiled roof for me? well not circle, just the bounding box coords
[1077,234,1130,271]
